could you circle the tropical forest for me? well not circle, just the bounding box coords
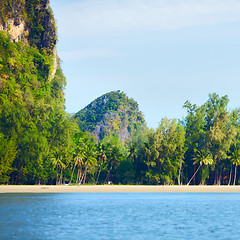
[1,0,240,186]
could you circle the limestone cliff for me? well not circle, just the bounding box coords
[0,0,57,78]
[0,0,72,184]
[74,91,147,142]
[0,0,25,43]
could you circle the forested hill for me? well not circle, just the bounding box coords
[0,0,76,184]
[74,91,147,141]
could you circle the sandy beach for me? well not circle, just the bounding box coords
[1,185,240,193]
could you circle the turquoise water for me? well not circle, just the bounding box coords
[0,193,240,239]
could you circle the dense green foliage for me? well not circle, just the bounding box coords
[183,94,239,185]
[1,1,240,186]
[64,93,240,186]
[1,37,239,185]
[0,31,76,184]
[25,0,57,53]
[74,91,146,141]
[0,0,75,184]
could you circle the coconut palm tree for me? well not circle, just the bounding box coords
[69,151,85,184]
[80,141,97,185]
[229,149,240,185]
[187,149,213,185]
[104,144,123,184]
[95,141,107,185]
[52,156,65,185]
[128,142,138,163]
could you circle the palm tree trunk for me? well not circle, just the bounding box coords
[147,160,150,185]
[69,164,76,184]
[233,165,238,185]
[187,164,201,186]
[96,164,103,185]
[217,168,222,185]
[96,157,104,185]
[56,164,59,185]
[200,166,204,185]
[193,164,196,185]
[76,169,79,183]
[78,168,83,184]
[178,159,182,185]
[228,165,232,185]
[60,167,63,185]
[78,170,84,185]
[82,167,87,185]
[222,167,225,185]
[214,158,218,185]
[104,162,113,184]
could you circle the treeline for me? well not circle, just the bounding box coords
[2,53,240,187]
[60,93,240,186]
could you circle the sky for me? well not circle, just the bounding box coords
[50,0,240,129]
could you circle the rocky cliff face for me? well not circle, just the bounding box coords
[91,112,131,140]
[0,0,57,78]
[74,91,147,142]
[0,0,25,43]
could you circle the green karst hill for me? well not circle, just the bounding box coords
[74,91,147,142]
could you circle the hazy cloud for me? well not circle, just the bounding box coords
[59,49,117,61]
[52,0,240,37]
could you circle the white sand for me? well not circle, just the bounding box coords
[1,185,240,193]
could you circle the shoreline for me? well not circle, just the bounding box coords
[1,185,240,193]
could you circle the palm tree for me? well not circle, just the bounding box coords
[52,156,65,185]
[95,141,107,185]
[128,142,137,163]
[80,142,97,185]
[69,151,85,184]
[229,149,240,185]
[104,144,123,184]
[187,149,213,185]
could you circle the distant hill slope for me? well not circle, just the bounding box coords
[74,91,147,141]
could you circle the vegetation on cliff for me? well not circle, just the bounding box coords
[0,0,76,184]
[0,0,57,53]
[74,91,146,141]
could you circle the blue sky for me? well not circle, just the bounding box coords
[50,0,240,129]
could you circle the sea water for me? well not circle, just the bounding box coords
[0,193,240,240]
